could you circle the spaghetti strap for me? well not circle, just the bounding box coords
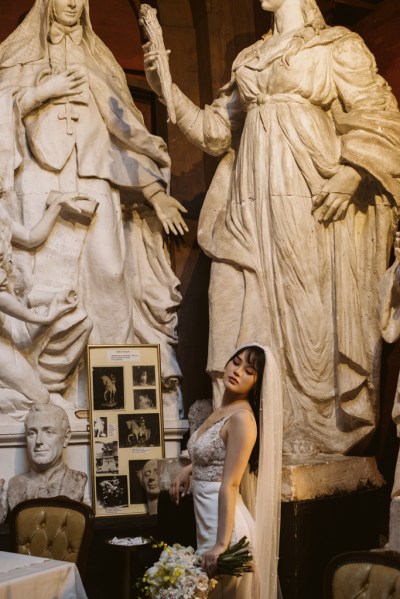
[222,408,256,425]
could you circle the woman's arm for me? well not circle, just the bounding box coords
[202,411,256,577]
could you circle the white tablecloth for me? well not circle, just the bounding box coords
[0,551,88,599]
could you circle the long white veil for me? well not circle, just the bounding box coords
[234,342,283,598]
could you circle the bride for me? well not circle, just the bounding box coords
[170,345,283,598]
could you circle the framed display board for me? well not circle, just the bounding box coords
[87,344,164,517]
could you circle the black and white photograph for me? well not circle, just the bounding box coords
[93,416,108,437]
[133,389,157,410]
[118,413,161,448]
[96,475,128,509]
[88,345,164,516]
[92,366,124,410]
[128,460,148,505]
[132,365,156,387]
[95,441,119,474]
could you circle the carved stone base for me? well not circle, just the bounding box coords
[389,497,400,551]
[279,486,385,599]
[282,454,385,502]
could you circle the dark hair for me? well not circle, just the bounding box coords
[229,345,265,475]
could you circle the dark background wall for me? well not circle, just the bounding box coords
[1,1,400,485]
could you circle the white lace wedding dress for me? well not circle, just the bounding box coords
[188,410,256,598]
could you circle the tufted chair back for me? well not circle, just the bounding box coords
[324,550,400,599]
[9,496,94,576]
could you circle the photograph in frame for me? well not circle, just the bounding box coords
[95,475,129,509]
[132,365,156,387]
[88,344,164,516]
[133,388,157,410]
[93,416,108,438]
[118,413,161,448]
[95,441,119,474]
[92,366,124,410]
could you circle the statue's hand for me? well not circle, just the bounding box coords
[45,293,78,323]
[143,42,164,98]
[150,191,188,235]
[37,67,87,102]
[312,166,362,223]
[56,192,95,214]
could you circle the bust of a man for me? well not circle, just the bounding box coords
[8,404,87,511]
[141,459,160,515]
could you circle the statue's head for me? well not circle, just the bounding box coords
[25,404,71,472]
[141,459,160,499]
[50,0,85,27]
[259,0,325,28]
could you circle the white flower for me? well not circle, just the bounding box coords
[141,543,215,599]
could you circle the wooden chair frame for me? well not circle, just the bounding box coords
[324,550,400,599]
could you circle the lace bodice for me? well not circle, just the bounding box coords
[188,410,254,482]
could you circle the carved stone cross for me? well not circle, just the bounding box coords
[58,103,79,135]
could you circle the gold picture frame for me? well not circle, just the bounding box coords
[87,344,164,517]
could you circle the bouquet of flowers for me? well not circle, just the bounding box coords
[136,536,253,598]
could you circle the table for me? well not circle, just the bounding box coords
[0,551,88,599]
[105,539,152,599]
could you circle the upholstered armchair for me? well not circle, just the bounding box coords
[324,550,400,598]
[9,496,94,575]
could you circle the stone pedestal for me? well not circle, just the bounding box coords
[389,497,400,551]
[279,455,386,599]
[282,453,385,501]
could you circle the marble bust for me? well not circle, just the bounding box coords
[7,404,87,511]
[140,459,160,515]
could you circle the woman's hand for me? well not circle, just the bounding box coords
[36,67,87,102]
[150,191,189,235]
[169,464,192,505]
[201,543,226,578]
[312,166,362,223]
[143,42,164,98]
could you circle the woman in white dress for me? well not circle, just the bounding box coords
[170,344,283,598]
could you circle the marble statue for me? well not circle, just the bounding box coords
[0,198,91,416]
[0,0,187,415]
[140,458,160,515]
[379,232,400,550]
[0,479,5,523]
[7,404,87,510]
[143,0,400,454]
